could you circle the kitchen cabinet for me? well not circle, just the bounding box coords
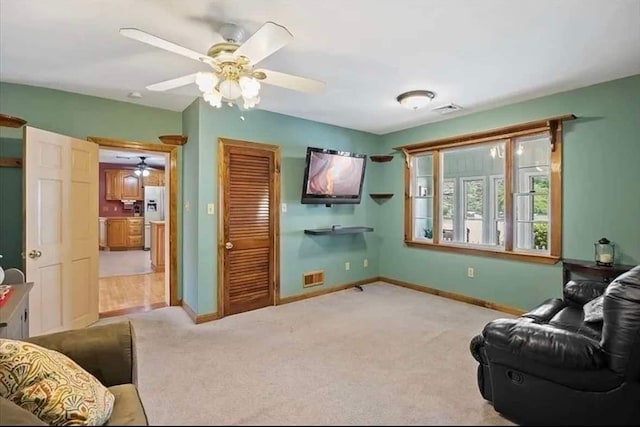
[104,169,143,201]
[119,170,143,200]
[143,169,165,187]
[105,169,121,200]
[101,217,144,250]
[107,218,128,248]
[150,221,165,272]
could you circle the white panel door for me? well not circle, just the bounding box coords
[25,127,99,336]
[70,139,99,328]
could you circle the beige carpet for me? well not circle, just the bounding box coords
[100,282,514,425]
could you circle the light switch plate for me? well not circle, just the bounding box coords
[281,203,287,213]
[207,203,215,215]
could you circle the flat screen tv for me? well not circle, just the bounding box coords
[301,147,367,205]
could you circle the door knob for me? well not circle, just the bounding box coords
[225,242,233,250]
[28,250,42,259]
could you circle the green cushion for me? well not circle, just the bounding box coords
[106,385,148,426]
[0,397,47,426]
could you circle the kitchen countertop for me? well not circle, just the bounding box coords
[149,220,165,225]
[99,216,143,219]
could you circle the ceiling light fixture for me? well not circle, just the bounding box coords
[196,70,261,110]
[397,90,436,110]
[134,156,151,177]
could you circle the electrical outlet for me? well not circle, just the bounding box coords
[363,258,368,268]
[207,203,215,215]
[345,262,350,271]
[467,267,474,278]
[281,203,287,213]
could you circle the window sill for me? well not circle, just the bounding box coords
[404,240,560,264]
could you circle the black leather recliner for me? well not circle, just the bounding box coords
[470,265,640,425]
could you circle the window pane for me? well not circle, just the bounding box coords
[492,177,505,246]
[412,154,433,241]
[441,180,455,242]
[464,179,484,244]
[440,141,505,246]
[514,133,551,253]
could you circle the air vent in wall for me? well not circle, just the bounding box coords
[432,103,463,115]
[303,270,324,288]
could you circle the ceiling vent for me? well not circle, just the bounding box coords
[432,103,463,115]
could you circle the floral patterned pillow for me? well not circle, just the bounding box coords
[0,339,115,426]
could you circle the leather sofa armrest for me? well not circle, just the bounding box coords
[26,321,136,387]
[522,298,565,322]
[482,318,606,370]
[563,280,607,307]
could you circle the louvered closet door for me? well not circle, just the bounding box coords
[223,145,276,315]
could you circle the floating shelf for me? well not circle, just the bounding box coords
[369,155,394,163]
[304,226,374,235]
[0,114,27,128]
[159,134,188,146]
[369,193,394,201]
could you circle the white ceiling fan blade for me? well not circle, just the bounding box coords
[257,69,326,94]
[235,21,293,65]
[120,28,208,63]
[146,73,198,92]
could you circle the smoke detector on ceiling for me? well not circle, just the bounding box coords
[432,103,463,115]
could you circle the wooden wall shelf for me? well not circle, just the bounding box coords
[0,114,27,128]
[369,193,394,201]
[0,157,22,168]
[159,135,188,146]
[369,155,394,162]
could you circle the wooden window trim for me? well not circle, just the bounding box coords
[401,115,574,265]
[394,114,575,153]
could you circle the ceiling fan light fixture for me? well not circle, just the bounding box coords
[203,89,223,108]
[219,79,243,100]
[239,76,260,98]
[397,90,436,110]
[135,156,151,177]
[243,95,260,109]
[196,72,218,92]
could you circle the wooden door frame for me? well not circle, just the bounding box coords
[217,137,281,318]
[87,136,180,306]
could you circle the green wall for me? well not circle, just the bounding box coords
[0,137,23,269]
[0,83,183,286]
[3,75,638,315]
[189,99,380,314]
[181,100,200,310]
[377,75,640,310]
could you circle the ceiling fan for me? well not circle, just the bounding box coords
[134,156,150,177]
[119,21,326,110]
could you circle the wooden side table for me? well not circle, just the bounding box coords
[562,258,636,285]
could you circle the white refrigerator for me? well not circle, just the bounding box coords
[143,186,165,250]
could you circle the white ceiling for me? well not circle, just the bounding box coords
[1,0,639,135]
[99,149,165,167]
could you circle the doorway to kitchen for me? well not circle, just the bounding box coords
[88,137,179,317]
[97,146,169,317]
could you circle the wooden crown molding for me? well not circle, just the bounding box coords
[159,135,188,146]
[0,113,27,128]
